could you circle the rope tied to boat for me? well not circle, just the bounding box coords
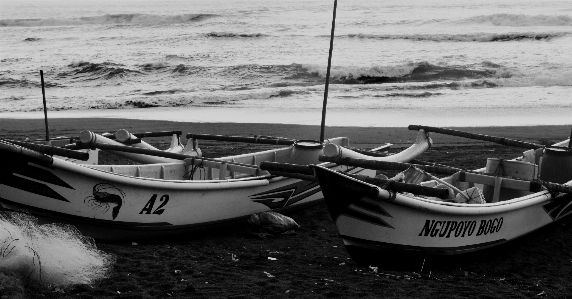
[184,157,205,180]
[380,180,399,200]
[492,159,506,177]
[376,177,397,200]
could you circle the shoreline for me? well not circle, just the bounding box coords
[1,118,570,149]
[1,106,571,128]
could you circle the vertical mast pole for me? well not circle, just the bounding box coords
[320,0,338,143]
[40,70,50,141]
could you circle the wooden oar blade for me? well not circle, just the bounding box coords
[341,173,451,199]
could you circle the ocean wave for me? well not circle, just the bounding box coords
[302,62,501,84]
[0,77,58,88]
[206,32,266,38]
[342,32,566,42]
[0,13,216,27]
[139,62,170,71]
[171,64,209,75]
[66,61,144,80]
[496,70,572,87]
[268,89,304,98]
[142,89,184,96]
[19,98,197,112]
[378,92,443,98]
[460,14,572,27]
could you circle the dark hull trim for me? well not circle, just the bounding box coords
[0,196,321,241]
[341,235,507,256]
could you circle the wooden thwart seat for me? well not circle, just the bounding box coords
[456,172,538,203]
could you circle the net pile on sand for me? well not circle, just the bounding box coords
[0,212,114,287]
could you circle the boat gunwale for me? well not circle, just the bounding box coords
[316,166,556,216]
[48,157,273,190]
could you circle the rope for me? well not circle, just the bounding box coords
[493,159,506,177]
[184,158,204,180]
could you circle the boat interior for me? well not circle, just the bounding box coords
[85,137,349,181]
[416,139,571,204]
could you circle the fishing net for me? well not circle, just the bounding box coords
[0,211,115,288]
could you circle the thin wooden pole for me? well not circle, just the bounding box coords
[320,0,338,143]
[408,125,543,149]
[40,70,50,141]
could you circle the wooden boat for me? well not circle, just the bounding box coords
[309,127,572,266]
[262,126,572,266]
[0,130,431,240]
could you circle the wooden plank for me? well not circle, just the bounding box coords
[459,172,533,191]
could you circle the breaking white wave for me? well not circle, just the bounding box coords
[0,0,570,125]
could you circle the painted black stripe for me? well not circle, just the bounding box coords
[16,163,74,190]
[315,166,394,229]
[341,235,507,255]
[542,194,572,220]
[354,197,391,217]
[286,185,321,206]
[251,180,320,209]
[0,175,70,202]
[251,189,294,201]
[337,212,393,229]
[2,151,73,190]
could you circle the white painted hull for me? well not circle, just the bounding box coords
[0,132,431,240]
[314,146,572,262]
[0,158,345,240]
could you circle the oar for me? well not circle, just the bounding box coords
[258,162,316,182]
[319,155,463,175]
[1,139,89,161]
[186,133,296,145]
[75,141,260,168]
[338,145,454,168]
[348,173,451,199]
[259,162,450,199]
[187,133,399,158]
[0,140,54,165]
[408,125,544,149]
[320,155,572,195]
[55,130,182,145]
[318,156,469,200]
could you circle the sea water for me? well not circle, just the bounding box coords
[0,0,571,127]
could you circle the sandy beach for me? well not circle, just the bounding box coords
[1,118,571,299]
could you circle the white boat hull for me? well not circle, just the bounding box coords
[314,165,572,263]
[0,132,432,240]
[0,151,365,240]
